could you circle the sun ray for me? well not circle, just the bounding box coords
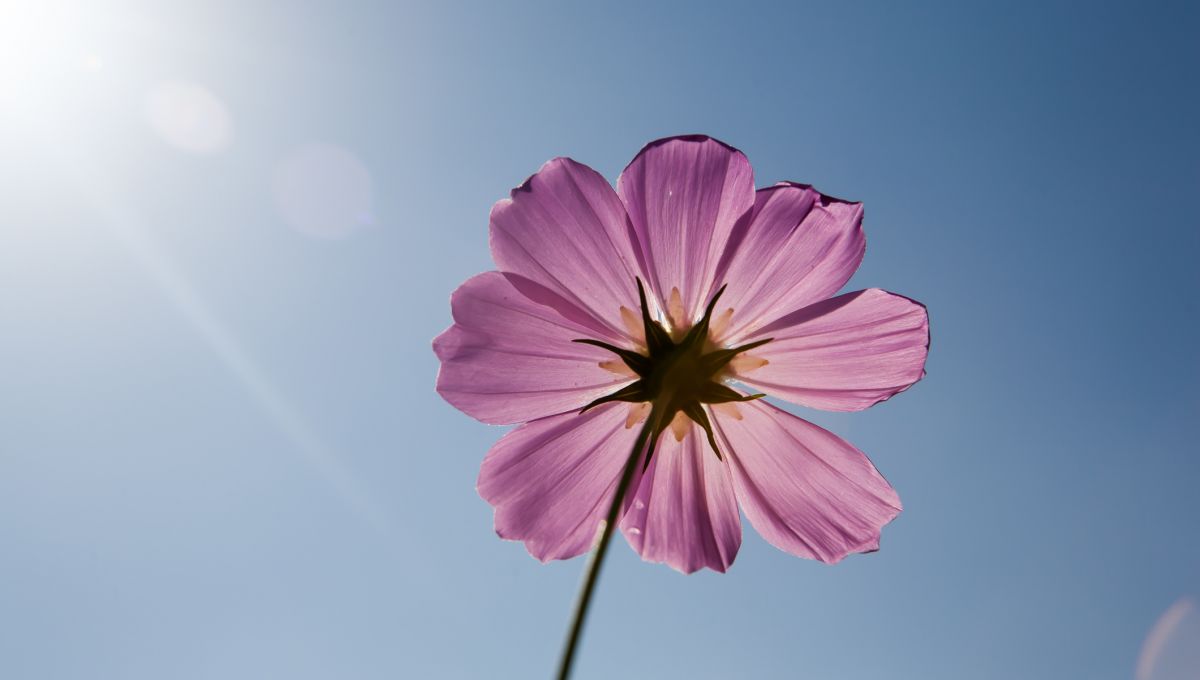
[40,132,388,532]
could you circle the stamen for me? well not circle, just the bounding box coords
[729,354,769,374]
[573,278,772,464]
[618,305,644,346]
[599,359,637,377]
[666,287,687,337]
[711,402,744,421]
[625,402,651,429]
[669,411,690,442]
[708,307,734,342]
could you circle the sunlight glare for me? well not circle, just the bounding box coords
[145,80,232,154]
[271,143,375,239]
[0,2,99,107]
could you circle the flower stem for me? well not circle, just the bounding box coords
[556,418,655,680]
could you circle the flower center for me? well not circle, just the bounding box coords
[574,279,771,465]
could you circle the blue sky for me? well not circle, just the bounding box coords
[1,1,1197,678]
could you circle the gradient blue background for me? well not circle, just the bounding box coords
[2,1,1198,678]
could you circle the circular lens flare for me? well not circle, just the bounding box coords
[1138,597,1200,680]
[145,81,232,154]
[271,143,374,239]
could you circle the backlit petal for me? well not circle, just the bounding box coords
[434,272,634,425]
[477,404,646,562]
[490,157,644,343]
[737,289,929,412]
[619,422,741,573]
[713,399,901,563]
[716,183,865,342]
[617,135,755,324]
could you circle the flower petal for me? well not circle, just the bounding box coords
[737,289,929,412]
[477,404,646,562]
[489,157,644,342]
[713,399,901,564]
[715,183,866,342]
[434,272,634,425]
[617,135,755,324]
[619,422,741,573]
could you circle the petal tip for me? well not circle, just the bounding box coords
[762,181,863,210]
[818,502,903,564]
[430,324,457,361]
[625,134,750,170]
[641,133,737,152]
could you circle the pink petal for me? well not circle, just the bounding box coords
[477,404,646,562]
[715,183,866,341]
[619,423,742,573]
[713,399,902,564]
[489,157,644,343]
[617,135,755,323]
[737,289,929,412]
[434,272,634,425]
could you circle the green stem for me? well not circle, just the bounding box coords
[556,417,656,680]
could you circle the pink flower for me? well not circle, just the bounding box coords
[434,135,929,574]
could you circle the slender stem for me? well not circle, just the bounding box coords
[556,418,655,680]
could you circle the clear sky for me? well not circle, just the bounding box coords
[1,1,1198,678]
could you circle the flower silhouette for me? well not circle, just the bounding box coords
[435,135,928,574]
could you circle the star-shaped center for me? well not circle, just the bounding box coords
[575,280,771,467]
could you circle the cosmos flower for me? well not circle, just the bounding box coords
[434,135,929,574]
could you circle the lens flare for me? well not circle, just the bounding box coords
[1138,597,1200,680]
[271,143,374,239]
[145,80,232,154]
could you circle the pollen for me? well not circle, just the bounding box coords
[573,278,772,465]
[669,411,690,442]
[619,305,644,347]
[729,354,769,374]
[708,307,734,342]
[666,286,687,338]
[625,401,651,429]
[710,402,744,421]
[599,359,637,377]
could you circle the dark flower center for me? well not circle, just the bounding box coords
[574,279,771,466]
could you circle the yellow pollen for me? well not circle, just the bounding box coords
[729,354,769,374]
[599,359,636,377]
[711,402,744,421]
[669,411,690,442]
[619,305,644,347]
[708,307,734,342]
[579,279,770,464]
[624,401,651,429]
[666,287,687,336]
